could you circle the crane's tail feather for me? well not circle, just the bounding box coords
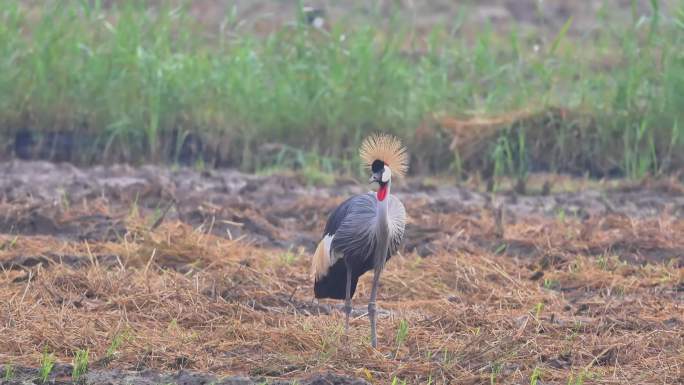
[311,234,335,280]
[311,238,329,280]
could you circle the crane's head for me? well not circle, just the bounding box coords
[360,134,408,199]
[369,159,391,184]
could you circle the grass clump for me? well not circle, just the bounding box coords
[489,361,502,385]
[530,367,542,385]
[72,349,89,382]
[543,278,560,290]
[3,364,14,381]
[395,319,409,347]
[393,318,410,358]
[105,330,129,361]
[38,348,55,384]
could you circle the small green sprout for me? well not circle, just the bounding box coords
[39,348,55,384]
[543,278,560,290]
[106,331,129,360]
[279,248,298,265]
[534,302,544,319]
[395,319,409,347]
[490,361,502,384]
[72,348,89,381]
[530,367,542,385]
[3,364,14,381]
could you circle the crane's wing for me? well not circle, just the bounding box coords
[311,193,376,280]
[329,193,378,266]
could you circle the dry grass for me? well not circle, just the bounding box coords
[0,203,682,384]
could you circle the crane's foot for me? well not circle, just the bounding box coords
[334,304,371,317]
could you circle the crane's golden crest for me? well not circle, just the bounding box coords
[359,134,408,178]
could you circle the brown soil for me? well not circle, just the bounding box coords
[0,161,682,384]
[2,161,684,264]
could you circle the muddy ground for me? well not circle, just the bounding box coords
[2,161,684,265]
[0,161,682,384]
[2,365,368,385]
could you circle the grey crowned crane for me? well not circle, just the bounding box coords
[311,134,407,347]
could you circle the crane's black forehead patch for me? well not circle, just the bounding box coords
[371,160,385,173]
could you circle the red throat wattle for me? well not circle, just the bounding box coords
[377,184,388,201]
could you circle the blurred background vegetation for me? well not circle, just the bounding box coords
[0,0,682,185]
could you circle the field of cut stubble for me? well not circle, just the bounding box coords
[0,162,682,384]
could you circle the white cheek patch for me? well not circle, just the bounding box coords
[381,166,391,182]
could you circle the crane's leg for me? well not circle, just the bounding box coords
[344,258,352,334]
[368,250,388,348]
[368,267,382,348]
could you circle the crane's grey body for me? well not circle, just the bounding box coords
[313,186,405,347]
[313,192,405,299]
